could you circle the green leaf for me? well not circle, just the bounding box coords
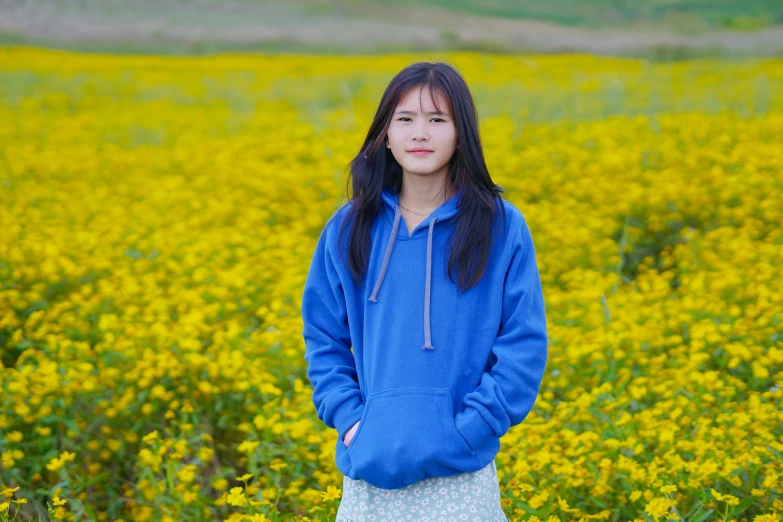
[691,508,715,522]
[728,496,756,518]
[77,472,110,489]
[683,500,704,518]
[64,418,82,436]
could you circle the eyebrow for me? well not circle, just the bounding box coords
[394,110,449,116]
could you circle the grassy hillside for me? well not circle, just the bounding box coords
[0,0,782,58]
[361,0,782,30]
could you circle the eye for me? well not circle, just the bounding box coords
[397,117,446,122]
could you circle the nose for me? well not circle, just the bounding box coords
[412,128,429,141]
[412,120,429,140]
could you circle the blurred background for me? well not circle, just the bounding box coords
[1,2,781,522]
[2,0,783,57]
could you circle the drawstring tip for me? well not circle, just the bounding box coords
[368,296,377,302]
[422,344,434,350]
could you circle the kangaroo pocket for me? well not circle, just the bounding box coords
[346,387,482,489]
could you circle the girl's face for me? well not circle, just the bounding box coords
[386,86,458,181]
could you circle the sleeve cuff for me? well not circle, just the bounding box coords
[454,406,497,452]
[332,393,364,442]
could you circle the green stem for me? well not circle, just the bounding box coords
[663,492,684,521]
[273,471,282,510]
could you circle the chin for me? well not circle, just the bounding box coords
[407,167,440,176]
[404,162,445,173]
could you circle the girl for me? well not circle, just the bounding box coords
[301,61,548,521]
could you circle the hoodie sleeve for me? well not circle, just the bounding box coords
[301,215,364,443]
[454,214,548,452]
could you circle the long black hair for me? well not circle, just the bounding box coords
[337,60,508,292]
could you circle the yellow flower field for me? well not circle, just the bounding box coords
[0,46,781,521]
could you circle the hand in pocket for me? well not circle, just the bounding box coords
[343,420,360,447]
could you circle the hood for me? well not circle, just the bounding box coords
[367,185,462,350]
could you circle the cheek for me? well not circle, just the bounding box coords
[438,126,457,144]
[437,132,457,151]
[387,126,405,144]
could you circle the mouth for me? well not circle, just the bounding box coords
[408,149,433,156]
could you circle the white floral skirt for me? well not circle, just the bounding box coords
[335,460,508,522]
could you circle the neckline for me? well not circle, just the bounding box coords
[383,187,460,240]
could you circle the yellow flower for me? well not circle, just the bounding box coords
[237,440,260,454]
[177,464,198,484]
[52,496,67,506]
[236,473,253,482]
[557,497,580,513]
[214,492,227,507]
[4,431,23,443]
[2,487,20,501]
[197,446,214,462]
[269,461,287,472]
[320,485,341,502]
[1,452,16,469]
[660,485,677,494]
[226,487,247,507]
[752,515,781,522]
[46,456,64,471]
[182,490,198,504]
[142,430,159,444]
[644,497,672,519]
[61,451,76,461]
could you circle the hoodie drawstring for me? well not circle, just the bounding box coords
[422,217,436,350]
[368,204,437,350]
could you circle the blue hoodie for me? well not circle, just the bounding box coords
[301,185,548,490]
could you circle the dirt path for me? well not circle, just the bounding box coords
[1,0,782,57]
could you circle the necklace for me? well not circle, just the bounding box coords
[398,189,450,216]
[398,202,433,216]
